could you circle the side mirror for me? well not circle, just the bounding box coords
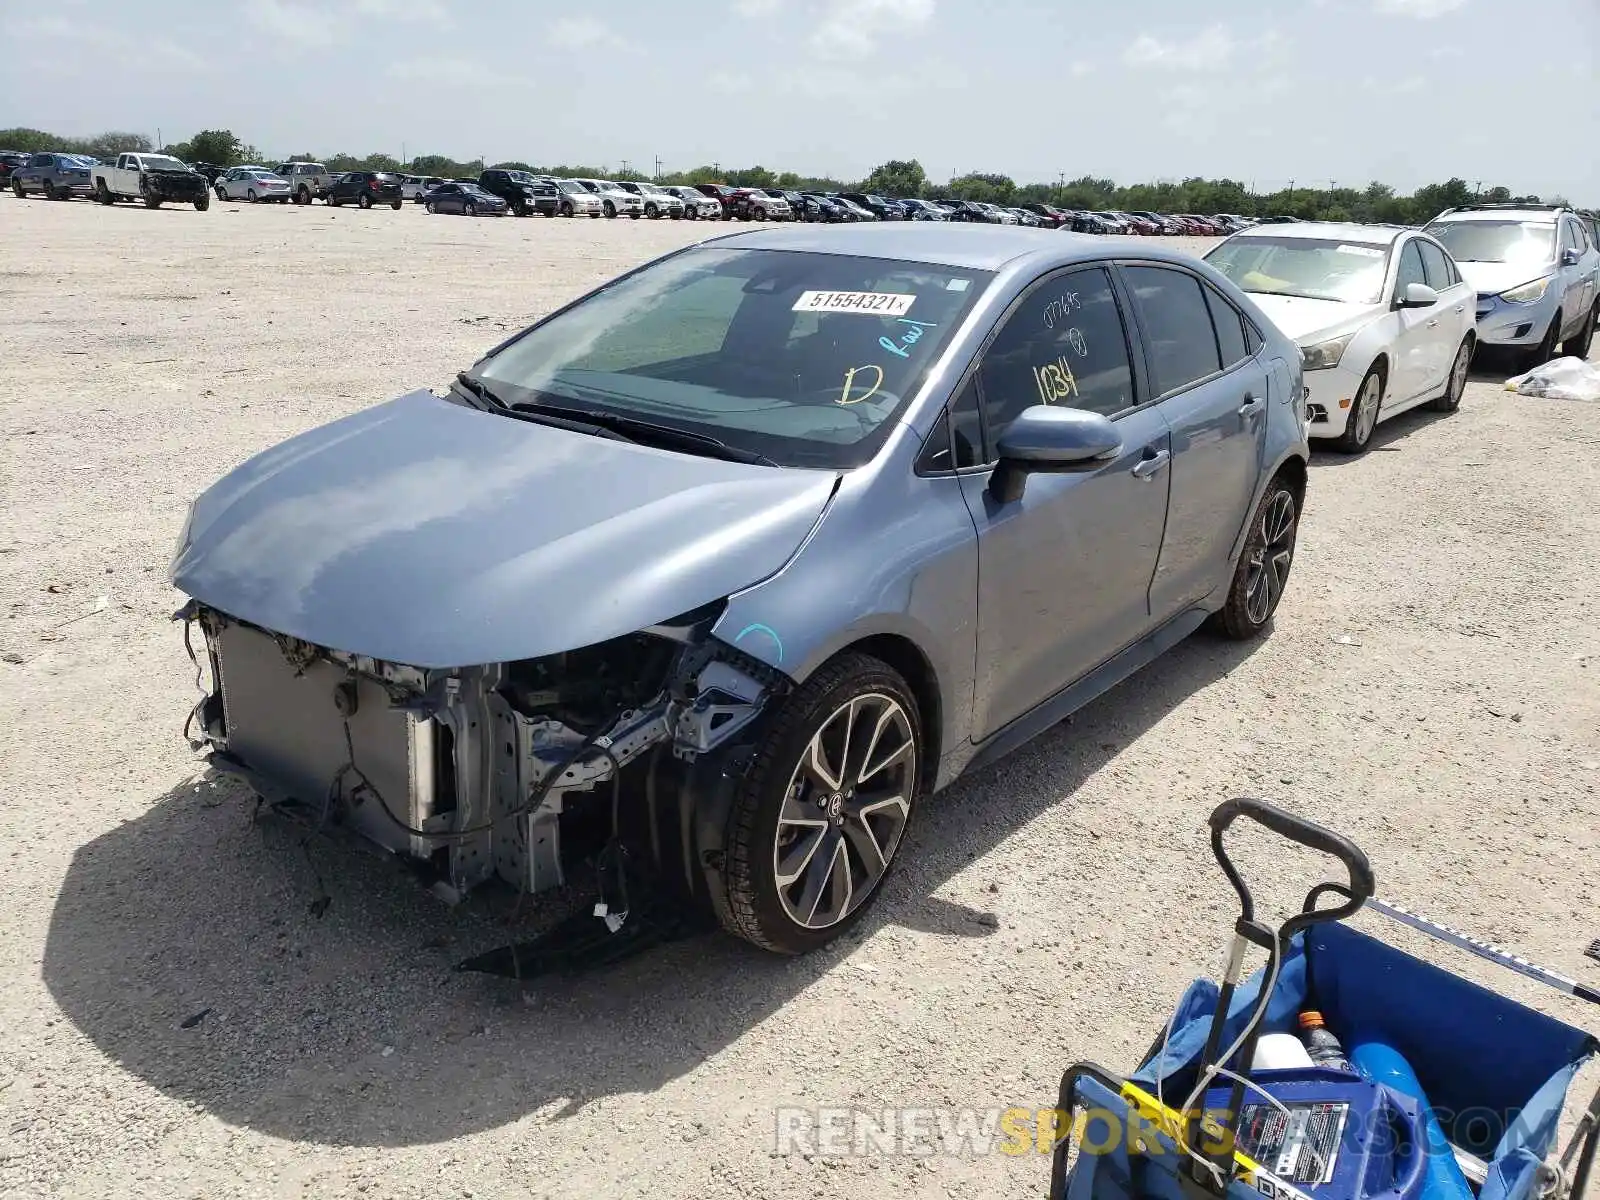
[1562,248,1582,267]
[1396,282,1439,309]
[988,406,1122,504]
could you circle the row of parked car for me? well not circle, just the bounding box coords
[0,150,1288,236]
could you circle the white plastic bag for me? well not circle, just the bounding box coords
[1505,356,1600,402]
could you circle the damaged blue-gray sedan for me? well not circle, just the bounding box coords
[171,223,1309,961]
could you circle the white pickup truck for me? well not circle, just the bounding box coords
[91,153,210,210]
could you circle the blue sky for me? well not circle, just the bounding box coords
[2,0,1595,200]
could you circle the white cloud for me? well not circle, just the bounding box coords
[807,0,935,59]
[708,70,753,92]
[1070,61,1095,76]
[1374,0,1467,15]
[245,0,346,46]
[6,14,208,69]
[354,0,451,24]
[549,16,627,49]
[731,0,781,15]
[1123,24,1235,70]
[384,56,526,89]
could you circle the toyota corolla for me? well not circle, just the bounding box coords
[171,225,1309,959]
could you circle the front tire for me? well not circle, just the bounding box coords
[13,179,25,198]
[720,653,922,955]
[1521,311,1562,371]
[425,201,435,214]
[1333,363,1384,453]
[390,199,401,210]
[603,200,616,218]
[465,202,476,217]
[559,201,573,217]
[195,193,210,211]
[1565,303,1597,361]
[1208,477,1299,640]
[1427,336,1472,413]
[645,203,658,219]
[247,188,257,203]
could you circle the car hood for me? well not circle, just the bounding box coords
[1244,293,1381,343]
[1454,260,1556,296]
[171,390,839,668]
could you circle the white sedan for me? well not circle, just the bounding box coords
[214,166,293,204]
[1205,222,1477,452]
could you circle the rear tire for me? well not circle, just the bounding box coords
[720,653,923,955]
[97,181,114,204]
[425,201,435,214]
[357,193,371,209]
[1208,476,1299,639]
[13,178,25,198]
[1333,363,1384,453]
[1427,336,1472,413]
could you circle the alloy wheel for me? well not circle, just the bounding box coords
[1354,372,1381,445]
[1243,491,1296,626]
[772,693,916,930]
[1449,342,1470,403]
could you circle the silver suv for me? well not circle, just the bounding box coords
[572,178,644,219]
[615,181,684,219]
[1424,204,1600,367]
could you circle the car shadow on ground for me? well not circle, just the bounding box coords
[43,631,1264,1148]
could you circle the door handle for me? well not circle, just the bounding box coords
[1238,395,1265,418]
[1426,319,1439,328]
[1131,448,1171,479]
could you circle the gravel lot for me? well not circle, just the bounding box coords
[2,198,1598,1200]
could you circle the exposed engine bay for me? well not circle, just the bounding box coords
[176,599,785,946]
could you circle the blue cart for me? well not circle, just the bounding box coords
[1051,799,1600,1200]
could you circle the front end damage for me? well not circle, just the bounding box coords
[176,598,785,973]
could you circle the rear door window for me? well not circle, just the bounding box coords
[1202,284,1250,369]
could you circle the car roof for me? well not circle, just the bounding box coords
[1228,220,1405,245]
[699,222,1196,272]
[1429,207,1559,224]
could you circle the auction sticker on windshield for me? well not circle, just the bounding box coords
[793,291,916,316]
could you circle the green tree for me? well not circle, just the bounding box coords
[725,165,777,188]
[179,129,246,166]
[861,159,927,198]
[82,131,152,160]
[948,172,1014,204]
[489,161,533,171]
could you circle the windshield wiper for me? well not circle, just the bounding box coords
[455,373,638,441]
[453,371,506,410]
[511,399,779,466]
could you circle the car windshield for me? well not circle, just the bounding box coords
[1426,220,1555,265]
[140,156,188,171]
[1205,236,1391,304]
[472,247,992,469]
[559,181,585,194]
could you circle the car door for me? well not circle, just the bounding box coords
[1417,238,1469,391]
[1387,239,1433,403]
[1560,217,1598,336]
[958,264,1172,740]
[1119,264,1269,616]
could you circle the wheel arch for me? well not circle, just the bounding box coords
[825,633,944,787]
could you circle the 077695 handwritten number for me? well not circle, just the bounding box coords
[1041,293,1082,330]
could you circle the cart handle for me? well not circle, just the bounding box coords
[1209,798,1374,940]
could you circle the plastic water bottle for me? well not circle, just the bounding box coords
[1299,1011,1354,1072]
